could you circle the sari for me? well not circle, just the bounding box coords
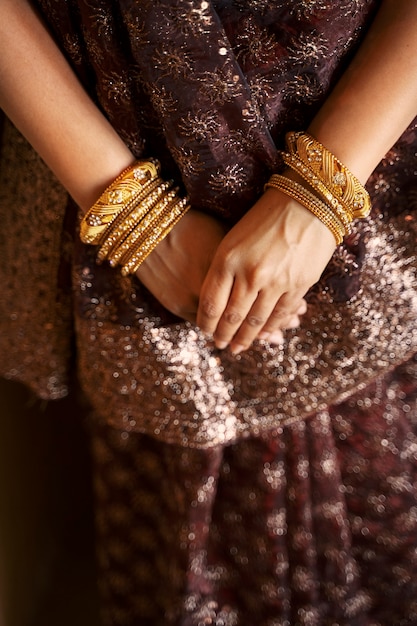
[1,0,417,623]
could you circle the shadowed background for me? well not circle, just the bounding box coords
[0,378,99,626]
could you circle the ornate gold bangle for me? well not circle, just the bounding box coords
[80,158,190,275]
[279,153,353,235]
[265,174,345,245]
[96,180,171,263]
[105,188,179,267]
[80,159,161,245]
[285,132,371,219]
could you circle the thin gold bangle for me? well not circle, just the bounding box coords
[106,188,179,267]
[265,174,345,245]
[120,197,190,275]
[277,155,353,234]
[96,180,171,263]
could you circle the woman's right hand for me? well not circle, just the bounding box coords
[196,187,336,354]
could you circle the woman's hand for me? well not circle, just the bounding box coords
[135,209,227,323]
[196,188,336,354]
[136,207,308,345]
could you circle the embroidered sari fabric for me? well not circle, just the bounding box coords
[10,0,413,445]
[1,1,417,623]
[91,356,417,625]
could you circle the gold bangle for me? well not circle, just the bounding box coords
[96,180,171,263]
[106,188,179,267]
[278,154,353,234]
[80,158,190,274]
[80,159,161,245]
[120,197,190,275]
[285,132,371,219]
[265,174,345,245]
[120,194,188,269]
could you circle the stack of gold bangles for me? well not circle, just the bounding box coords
[80,158,190,275]
[265,131,371,245]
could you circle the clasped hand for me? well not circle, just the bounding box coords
[136,188,336,353]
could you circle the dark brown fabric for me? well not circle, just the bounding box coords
[91,355,417,625]
[1,2,417,623]
[0,121,72,399]
[1,0,416,419]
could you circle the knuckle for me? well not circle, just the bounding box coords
[200,298,219,319]
[224,310,243,325]
[246,315,265,327]
[217,247,238,274]
[245,264,269,289]
[292,275,306,290]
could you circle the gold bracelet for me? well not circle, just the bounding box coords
[96,180,171,263]
[285,132,371,219]
[106,188,179,267]
[120,196,190,275]
[265,174,345,245]
[80,158,191,275]
[80,159,161,245]
[279,154,353,234]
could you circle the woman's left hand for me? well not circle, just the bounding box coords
[196,187,336,354]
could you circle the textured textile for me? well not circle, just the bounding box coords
[0,119,72,399]
[91,355,417,625]
[1,1,416,424]
[1,1,417,624]
[72,209,417,446]
[21,0,417,443]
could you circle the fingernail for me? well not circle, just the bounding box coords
[286,317,300,329]
[258,331,270,340]
[268,332,285,345]
[215,340,228,350]
[231,344,245,355]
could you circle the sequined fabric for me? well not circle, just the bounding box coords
[1,1,416,420]
[0,119,72,399]
[73,209,417,446]
[1,1,417,624]
[91,354,417,625]
[1,0,410,443]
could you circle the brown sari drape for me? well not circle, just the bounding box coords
[1,1,417,623]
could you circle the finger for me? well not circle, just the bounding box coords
[265,330,284,345]
[178,311,197,324]
[296,299,308,316]
[258,298,306,341]
[258,313,302,346]
[283,314,302,329]
[259,290,306,337]
[212,283,261,349]
[228,290,280,354]
[196,264,234,336]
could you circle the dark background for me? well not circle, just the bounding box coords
[0,378,99,626]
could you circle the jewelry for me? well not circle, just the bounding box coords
[96,181,171,263]
[265,174,345,245]
[120,196,190,275]
[285,132,371,219]
[80,159,161,245]
[80,159,190,273]
[280,152,353,235]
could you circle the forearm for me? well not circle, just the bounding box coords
[308,0,417,183]
[0,0,134,211]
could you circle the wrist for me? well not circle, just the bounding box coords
[76,149,136,213]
